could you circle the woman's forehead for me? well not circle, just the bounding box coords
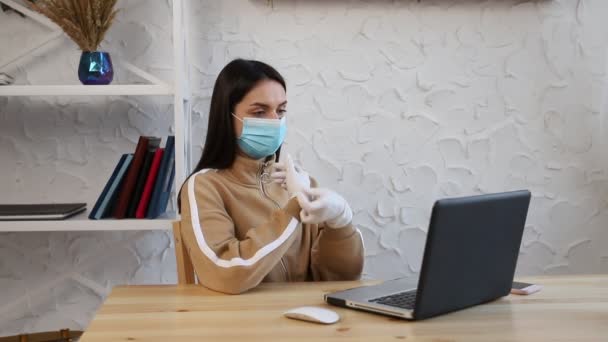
[242,80,286,106]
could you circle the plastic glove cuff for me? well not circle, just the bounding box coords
[325,203,353,229]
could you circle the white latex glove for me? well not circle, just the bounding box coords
[272,154,310,198]
[270,162,287,188]
[297,187,353,228]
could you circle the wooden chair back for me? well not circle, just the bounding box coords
[172,221,197,285]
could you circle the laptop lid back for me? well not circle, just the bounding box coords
[413,190,531,320]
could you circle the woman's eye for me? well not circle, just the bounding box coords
[278,109,287,117]
[253,111,265,117]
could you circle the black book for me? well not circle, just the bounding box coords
[0,203,87,221]
[126,150,154,218]
[147,136,175,219]
[126,137,161,217]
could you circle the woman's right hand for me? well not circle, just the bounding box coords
[297,187,353,228]
[272,154,310,198]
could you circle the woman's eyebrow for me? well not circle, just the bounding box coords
[248,101,288,108]
[249,102,269,108]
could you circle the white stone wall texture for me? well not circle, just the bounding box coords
[0,0,607,335]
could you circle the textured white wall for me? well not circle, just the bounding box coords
[1,0,607,335]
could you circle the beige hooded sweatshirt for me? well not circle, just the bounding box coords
[179,154,364,294]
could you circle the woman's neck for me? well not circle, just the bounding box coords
[236,149,257,160]
[236,148,273,162]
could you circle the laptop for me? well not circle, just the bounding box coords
[325,190,531,320]
[0,203,87,221]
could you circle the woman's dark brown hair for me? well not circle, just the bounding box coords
[178,59,286,211]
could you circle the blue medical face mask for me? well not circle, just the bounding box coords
[232,113,287,159]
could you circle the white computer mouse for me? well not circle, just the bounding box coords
[283,306,340,324]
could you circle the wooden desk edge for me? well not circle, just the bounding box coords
[109,274,605,292]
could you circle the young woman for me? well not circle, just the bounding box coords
[179,59,364,294]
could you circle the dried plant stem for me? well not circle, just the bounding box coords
[29,0,119,51]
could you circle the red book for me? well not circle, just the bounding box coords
[112,136,152,219]
[136,148,164,218]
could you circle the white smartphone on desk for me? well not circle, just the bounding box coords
[511,281,542,295]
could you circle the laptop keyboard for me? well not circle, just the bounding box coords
[369,289,417,309]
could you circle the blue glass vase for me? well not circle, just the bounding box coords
[78,51,114,85]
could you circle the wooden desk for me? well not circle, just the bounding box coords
[81,275,608,341]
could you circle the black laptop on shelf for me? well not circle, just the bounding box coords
[325,190,531,320]
[0,203,87,221]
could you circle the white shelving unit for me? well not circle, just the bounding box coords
[0,212,178,232]
[0,84,173,96]
[0,0,192,232]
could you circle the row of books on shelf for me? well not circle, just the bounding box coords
[89,135,175,220]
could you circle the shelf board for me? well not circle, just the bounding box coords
[0,211,177,232]
[0,84,173,97]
